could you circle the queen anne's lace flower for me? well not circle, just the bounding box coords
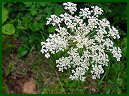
[41,2,122,81]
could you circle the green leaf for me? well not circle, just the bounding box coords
[2,82,8,93]
[39,2,47,7]
[44,7,53,17]
[39,23,45,30]
[121,37,127,57]
[116,78,123,86]
[2,23,15,35]
[106,88,110,94]
[48,26,56,33]
[18,47,28,58]
[64,80,69,87]
[32,22,39,31]
[2,6,8,24]
[6,62,15,76]
[23,2,33,7]
[54,5,64,15]
[31,9,37,16]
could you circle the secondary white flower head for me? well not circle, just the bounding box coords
[91,6,103,17]
[63,2,77,14]
[46,15,62,26]
[41,2,122,81]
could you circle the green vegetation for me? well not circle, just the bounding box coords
[2,2,127,94]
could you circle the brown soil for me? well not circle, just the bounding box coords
[2,52,38,94]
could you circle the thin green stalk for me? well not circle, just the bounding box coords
[48,63,66,94]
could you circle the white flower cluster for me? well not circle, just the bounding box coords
[41,2,122,81]
[41,33,68,58]
[63,2,77,14]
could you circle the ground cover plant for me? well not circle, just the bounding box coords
[2,2,127,94]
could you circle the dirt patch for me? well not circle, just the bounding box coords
[2,52,38,94]
[23,78,37,94]
[6,75,28,93]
